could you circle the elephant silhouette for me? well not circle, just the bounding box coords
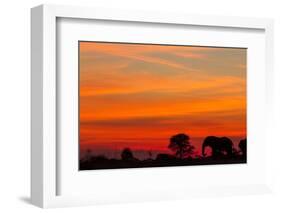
[239,139,247,156]
[202,136,233,158]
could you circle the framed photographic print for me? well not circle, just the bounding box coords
[31,4,274,208]
[78,41,247,170]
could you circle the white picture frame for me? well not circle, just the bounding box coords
[31,4,274,208]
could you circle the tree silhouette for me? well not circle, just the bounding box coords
[168,133,194,159]
[121,148,134,161]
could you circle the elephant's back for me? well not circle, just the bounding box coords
[203,136,218,142]
[221,137,233,146]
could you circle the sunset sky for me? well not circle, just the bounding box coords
[79,41,246,159]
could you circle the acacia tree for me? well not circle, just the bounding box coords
[168,133,194,159]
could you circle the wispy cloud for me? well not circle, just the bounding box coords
[80,42,211,71]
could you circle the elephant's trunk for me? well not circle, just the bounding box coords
[202,144,206,156]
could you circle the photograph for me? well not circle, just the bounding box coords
[79,41,247,170]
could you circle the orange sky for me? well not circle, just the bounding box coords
[79,41,246,159]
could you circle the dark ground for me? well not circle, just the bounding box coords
[79,155,246,170]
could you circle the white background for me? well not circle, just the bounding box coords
[0,0,280,212]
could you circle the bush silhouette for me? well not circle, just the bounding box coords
[239,139,247,156]
[156,153,176,161]
[168,133,194,159]
[121,148,134,161]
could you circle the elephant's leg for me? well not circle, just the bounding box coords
[212,149,220,159]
